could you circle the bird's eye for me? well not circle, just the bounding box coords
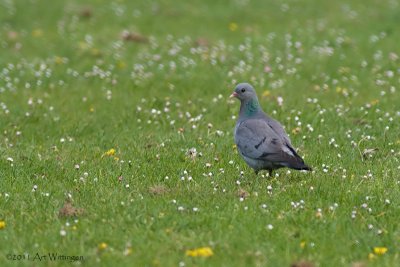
[241,88,246,93]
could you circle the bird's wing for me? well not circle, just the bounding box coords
[235,118,301,166]
[264,116,293,146]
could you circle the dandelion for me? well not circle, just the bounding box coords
[123,247,133,256]
[373,247,388,255]
[300,241,306,249]
[229,22,238,32]
[103,148,116,157]
[368,253,376,260]
[98,242,108,250]
[0,220,5,229]
[185,247,213,257]
[262,90,271,98]
[117,61,127,69]
[291,127,301,135]
[54,56,64,65]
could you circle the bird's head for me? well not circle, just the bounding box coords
[230,83,258,102]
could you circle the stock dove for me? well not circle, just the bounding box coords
[231,83,312,176]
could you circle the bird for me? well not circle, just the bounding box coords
[231,83,312,176]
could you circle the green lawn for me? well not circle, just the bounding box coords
[1,0,400,266]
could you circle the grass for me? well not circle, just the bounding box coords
[1,0,400,266]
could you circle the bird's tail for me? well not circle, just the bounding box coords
[284,146,312,171]
[278,154,312,171]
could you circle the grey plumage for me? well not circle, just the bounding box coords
[231,83,311,175]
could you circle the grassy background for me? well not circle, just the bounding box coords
[1,0,400,266]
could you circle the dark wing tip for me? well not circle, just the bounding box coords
[285,154,312,171]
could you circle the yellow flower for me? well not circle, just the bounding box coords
[262,90,271,98]
[368,252,376,260]
[0,220,5,229]
[103,148,116,157]
[54,56,64,65]
[373,247,388,255]
[300,241,306,249]
[291,127,301,135]
[117,61,127,69]
[123,247,133,256]
[336,87,348,96]
[229,22,238,32]
[186,247,213,257]
[98,242,108,250]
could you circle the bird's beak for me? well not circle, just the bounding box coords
[230,92,238,98]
